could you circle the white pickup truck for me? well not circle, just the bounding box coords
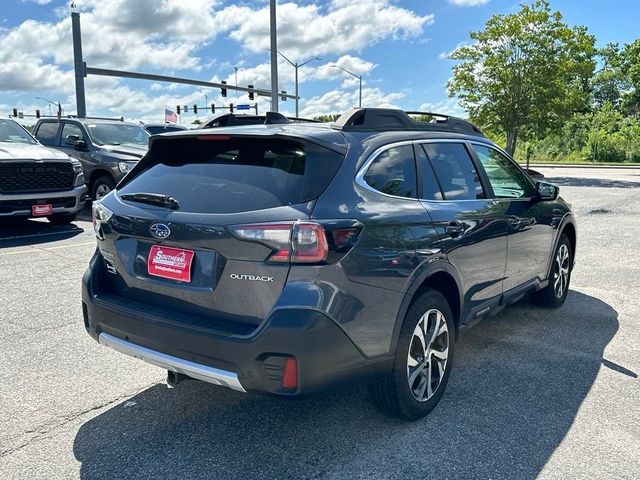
[0,118,86,224]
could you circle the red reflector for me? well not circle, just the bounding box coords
[282,357,298,389]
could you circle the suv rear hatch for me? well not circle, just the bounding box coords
[95,131,345,334]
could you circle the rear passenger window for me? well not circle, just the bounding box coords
[35,122,60,146]
[363,145,417,199]
[415,144,444,200]
[421,143,484,200]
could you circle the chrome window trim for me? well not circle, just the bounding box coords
[355,137,534,203]
[354,140,421,202]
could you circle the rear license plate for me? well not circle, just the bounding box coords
[32,204,53,216]
[147,245,195,283]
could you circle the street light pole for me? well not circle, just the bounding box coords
[36,97,63,117]
[269,0,278,112]
[330,65,363,108]
[275,51,320,117]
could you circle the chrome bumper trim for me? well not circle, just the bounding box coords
[98,332,246,393]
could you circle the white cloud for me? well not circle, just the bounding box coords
[447,0,490,6]
[300,87,405,117]
[418,98,466,118]
[1,0,435,121]
[215,1,433,58]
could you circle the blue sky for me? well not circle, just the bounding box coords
[1,0,638,124]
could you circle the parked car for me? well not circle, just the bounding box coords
[33,117,149,200]
[82,108,576,420]
[143,123,188,135]
[0,118,86,223]
[200,112,316,129]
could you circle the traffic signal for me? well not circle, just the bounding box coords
[36,109,41,119]
[221,80,227,97]
[281,91,287,101]
[12,108,17,117]
[184,105,189,113]
[176,105,181,115]
[193,104,198,114]
[248,85,254,101]
[211,104,215,114]
[229,103,234,113]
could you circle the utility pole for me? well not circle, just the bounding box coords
[331,64,362,108]
[276,51,320,117]
[269,0,278,112]
[234,66,238,98]
[71,4,86,118]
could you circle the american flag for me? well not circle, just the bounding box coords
[165,108,178,123]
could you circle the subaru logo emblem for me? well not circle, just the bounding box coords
[150,223,171,239]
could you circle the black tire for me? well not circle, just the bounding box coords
[368,289,455,420]
[47,212,78,225]
[91,175,115,201]
[531,234,572,308]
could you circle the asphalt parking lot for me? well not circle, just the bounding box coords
[1,166,639,480]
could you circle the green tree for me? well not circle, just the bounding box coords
[619,39,640,115]
[447,0,596,155]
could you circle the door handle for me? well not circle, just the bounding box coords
[508,216,522,228]
[445,221,465,237]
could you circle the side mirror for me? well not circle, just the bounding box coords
[536,181,559,201]
[65,134,86,149]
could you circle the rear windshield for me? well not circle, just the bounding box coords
[118,137,344,214]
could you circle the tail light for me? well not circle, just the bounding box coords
[230,221,329,264]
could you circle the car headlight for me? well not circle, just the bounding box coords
[74,172,85,187]
[118,161,137,174]
[92,201,113,239]
[71,159,83,173]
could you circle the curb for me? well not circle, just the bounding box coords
[519,164,640,170]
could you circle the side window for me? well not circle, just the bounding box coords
[363,145,417,199]
[34,122,60,146]
[61,123,84,145]
[421,143,484,200]
[415,143,444,200]
[472,145,534,198]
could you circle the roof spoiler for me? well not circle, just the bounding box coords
[331,108,483,136]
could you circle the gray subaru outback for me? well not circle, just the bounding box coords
[82,108,576,419]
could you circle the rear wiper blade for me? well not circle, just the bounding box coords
[120,192,180,210]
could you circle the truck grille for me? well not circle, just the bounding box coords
[0,162,75,194]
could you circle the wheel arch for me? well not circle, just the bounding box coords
[389,260,463,355]
[546,214,577,280]
[89,169,115,186]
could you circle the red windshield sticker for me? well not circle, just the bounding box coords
[147,245,194,283]
[32,204,53,216]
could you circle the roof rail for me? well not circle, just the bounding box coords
[331,108,483,136]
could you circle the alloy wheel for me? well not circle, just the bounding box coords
[553,243,570,298]
[95,183,112,200]
[407,309,449,402]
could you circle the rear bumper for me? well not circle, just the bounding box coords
[82,253,391,396]
[98,332,246,392]
[0,185,87,217]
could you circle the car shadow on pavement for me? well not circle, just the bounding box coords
[0,208,91,248]
[544,176,640,189]
[73,290,619,480]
